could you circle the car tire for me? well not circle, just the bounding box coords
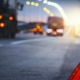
[34,32,37,34]
[39,32,43,35]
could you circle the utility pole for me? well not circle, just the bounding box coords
[13,0,18,27]
[14,0,17,16]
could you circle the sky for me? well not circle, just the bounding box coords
[9,0,80,25]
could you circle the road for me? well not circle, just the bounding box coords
[0,33,80,80]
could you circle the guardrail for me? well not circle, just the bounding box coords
[17,23,36,32]
[17,22,46,33]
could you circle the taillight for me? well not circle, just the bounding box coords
[37,26,40,29]
[0,23,5,27]
[33,28,37,31]
[39,29,43,32]
[9,16,13,20]
[0,15,2,19]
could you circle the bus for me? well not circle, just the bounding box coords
[46,16,64,36]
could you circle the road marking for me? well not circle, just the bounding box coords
[11,36,74,45]
[11,37,50,45]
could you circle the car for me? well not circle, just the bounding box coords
[32,23,44,35]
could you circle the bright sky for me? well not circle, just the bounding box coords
[13,0,80,25]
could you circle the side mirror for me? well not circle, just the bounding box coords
[17,2,24,10]
[17,2,20,6]
[20,4,24,10]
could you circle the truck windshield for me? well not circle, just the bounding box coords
[4,0,15,9]
[0,0,4,12]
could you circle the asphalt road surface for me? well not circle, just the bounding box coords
[0,33,80,80]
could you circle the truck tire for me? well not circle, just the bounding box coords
[5,32,15,38]
[11,33,15,38]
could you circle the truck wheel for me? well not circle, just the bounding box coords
[10,33,15,38]
[5,33,10,38]
[5,33,15,38]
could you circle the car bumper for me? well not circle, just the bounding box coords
[47,32,63,36]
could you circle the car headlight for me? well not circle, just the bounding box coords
[46,29,52,33]
[57,29,63,33]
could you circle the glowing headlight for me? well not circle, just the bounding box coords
[57,29,63,33]
[46,29,52,33]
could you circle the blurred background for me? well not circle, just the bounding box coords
[0,0,80,37]
[16,0,80,37]
[0,1,80,80]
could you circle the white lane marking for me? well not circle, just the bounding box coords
[11,36,73,45]
[11,37,51,45]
